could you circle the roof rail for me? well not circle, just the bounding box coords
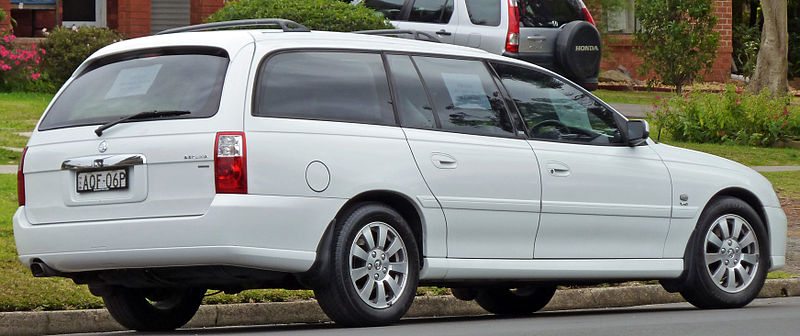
[156,19,311,35]
[355,29,441,43]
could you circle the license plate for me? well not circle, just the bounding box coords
[76,169,129,193]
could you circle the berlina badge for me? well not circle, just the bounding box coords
[98,140,108,153]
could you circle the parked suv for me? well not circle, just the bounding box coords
[356,0,602,90]
[14,19,786,332]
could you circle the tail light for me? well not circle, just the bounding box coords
[580,1,596,25]
[215,132,247,194]
[17,147,27,206]
[505,0,520,53]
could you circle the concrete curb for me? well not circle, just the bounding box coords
[2,278,798,336]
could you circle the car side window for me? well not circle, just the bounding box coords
[465,0,501,26]
[386,55,437,129]
[362,0,406,20]
[408,0,455,24]
[254,51,394,125]
[492,63,623,144]
[413,56,514,137]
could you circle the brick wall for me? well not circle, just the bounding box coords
[191,0,225,24]
[0,1,10,29]
[116,0,151,38]
[598,0,733,83]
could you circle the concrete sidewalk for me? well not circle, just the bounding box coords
[1,278,798,336]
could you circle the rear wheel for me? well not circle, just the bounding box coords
[475,285,557,315]
[102,287,205,331]
[314,203,419,327]
[679,197,768,309]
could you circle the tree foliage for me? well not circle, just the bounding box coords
[206,0,393,32]
[38,26,124,88]
[633,0,720,94]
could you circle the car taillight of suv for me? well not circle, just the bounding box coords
[215,132,247,194]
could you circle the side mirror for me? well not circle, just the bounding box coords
[627,120,650,147]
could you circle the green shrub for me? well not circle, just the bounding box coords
[633,0,720,94]
[0,29,47,92]
[649,86,800,147]
[206,0,393,32]
[38,26,124,89]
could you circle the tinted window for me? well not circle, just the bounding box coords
[465,0,501,26]
[519,0,583,27]
[362,0,406,20]
[39,50,228,131]
[408,0,454,24]
[413,57,514,137]
[493,63,622,144]
[255,52,394,125]
[386,55,437,129]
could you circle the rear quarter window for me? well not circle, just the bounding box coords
[465,0,501,26]
[519,0,583,27]
[254,51,395,125]
[39,48,229,131]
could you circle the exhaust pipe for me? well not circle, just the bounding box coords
[30,260,61,277]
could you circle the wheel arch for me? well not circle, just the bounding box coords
[298,189,426,288]
[708,187,769,239]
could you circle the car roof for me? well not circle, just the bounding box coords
[84,29,537,70]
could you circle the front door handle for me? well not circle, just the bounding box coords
[545,161,570,177]
[431,153,457,169]
[435,30,452,36]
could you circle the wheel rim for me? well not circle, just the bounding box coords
[348,221,409,309]
[703,214,760,293]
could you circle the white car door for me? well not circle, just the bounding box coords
[492,62,673,259]
[387,54,542,259]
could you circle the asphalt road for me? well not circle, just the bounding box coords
[70,297,800,336]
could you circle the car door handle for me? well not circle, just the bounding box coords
[545,161,570,177]
[431,153,457,169]
[527,36,546,41]
[435,30,452,36]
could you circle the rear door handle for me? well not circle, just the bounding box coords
[527,36,546,41]
[435,30,452,36]
[545,161,570,177]
[431,153,457,169]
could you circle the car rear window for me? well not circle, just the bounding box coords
[254,51,394,125]
[39,48,228,131]
[519,0,584,27]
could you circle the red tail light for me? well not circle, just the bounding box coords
[580,3,596,25]
[17,147,27,206]
[505,0,520,53]
[215,132,247,194]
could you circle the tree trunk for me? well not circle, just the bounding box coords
[747,0,788,94]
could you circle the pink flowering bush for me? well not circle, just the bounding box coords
[0,28,48,92]
[648,85,800,146]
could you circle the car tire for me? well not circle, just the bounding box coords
[314,202,420,327]
[678,196,768,309]
[102,287,205,331]
[475,285,557,315]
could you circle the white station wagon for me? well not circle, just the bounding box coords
[13,19,786,331]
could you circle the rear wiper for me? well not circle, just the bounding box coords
[94,110,191,136]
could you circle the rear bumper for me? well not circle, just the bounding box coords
[13,194,347,274]
[765,205,788,271]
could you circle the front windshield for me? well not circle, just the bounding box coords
[39,49,229,131]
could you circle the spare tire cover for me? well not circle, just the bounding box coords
[555,21,602,80]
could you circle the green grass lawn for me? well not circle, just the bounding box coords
[0,92,52,155]
[661,141,800,166]
[593,89,675,105]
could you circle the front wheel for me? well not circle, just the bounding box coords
[679,197,768,309]
[314,203,420,327]
[475,285,557,315]
[102,287,205,331]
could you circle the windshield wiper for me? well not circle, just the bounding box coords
[94,110,191,136]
